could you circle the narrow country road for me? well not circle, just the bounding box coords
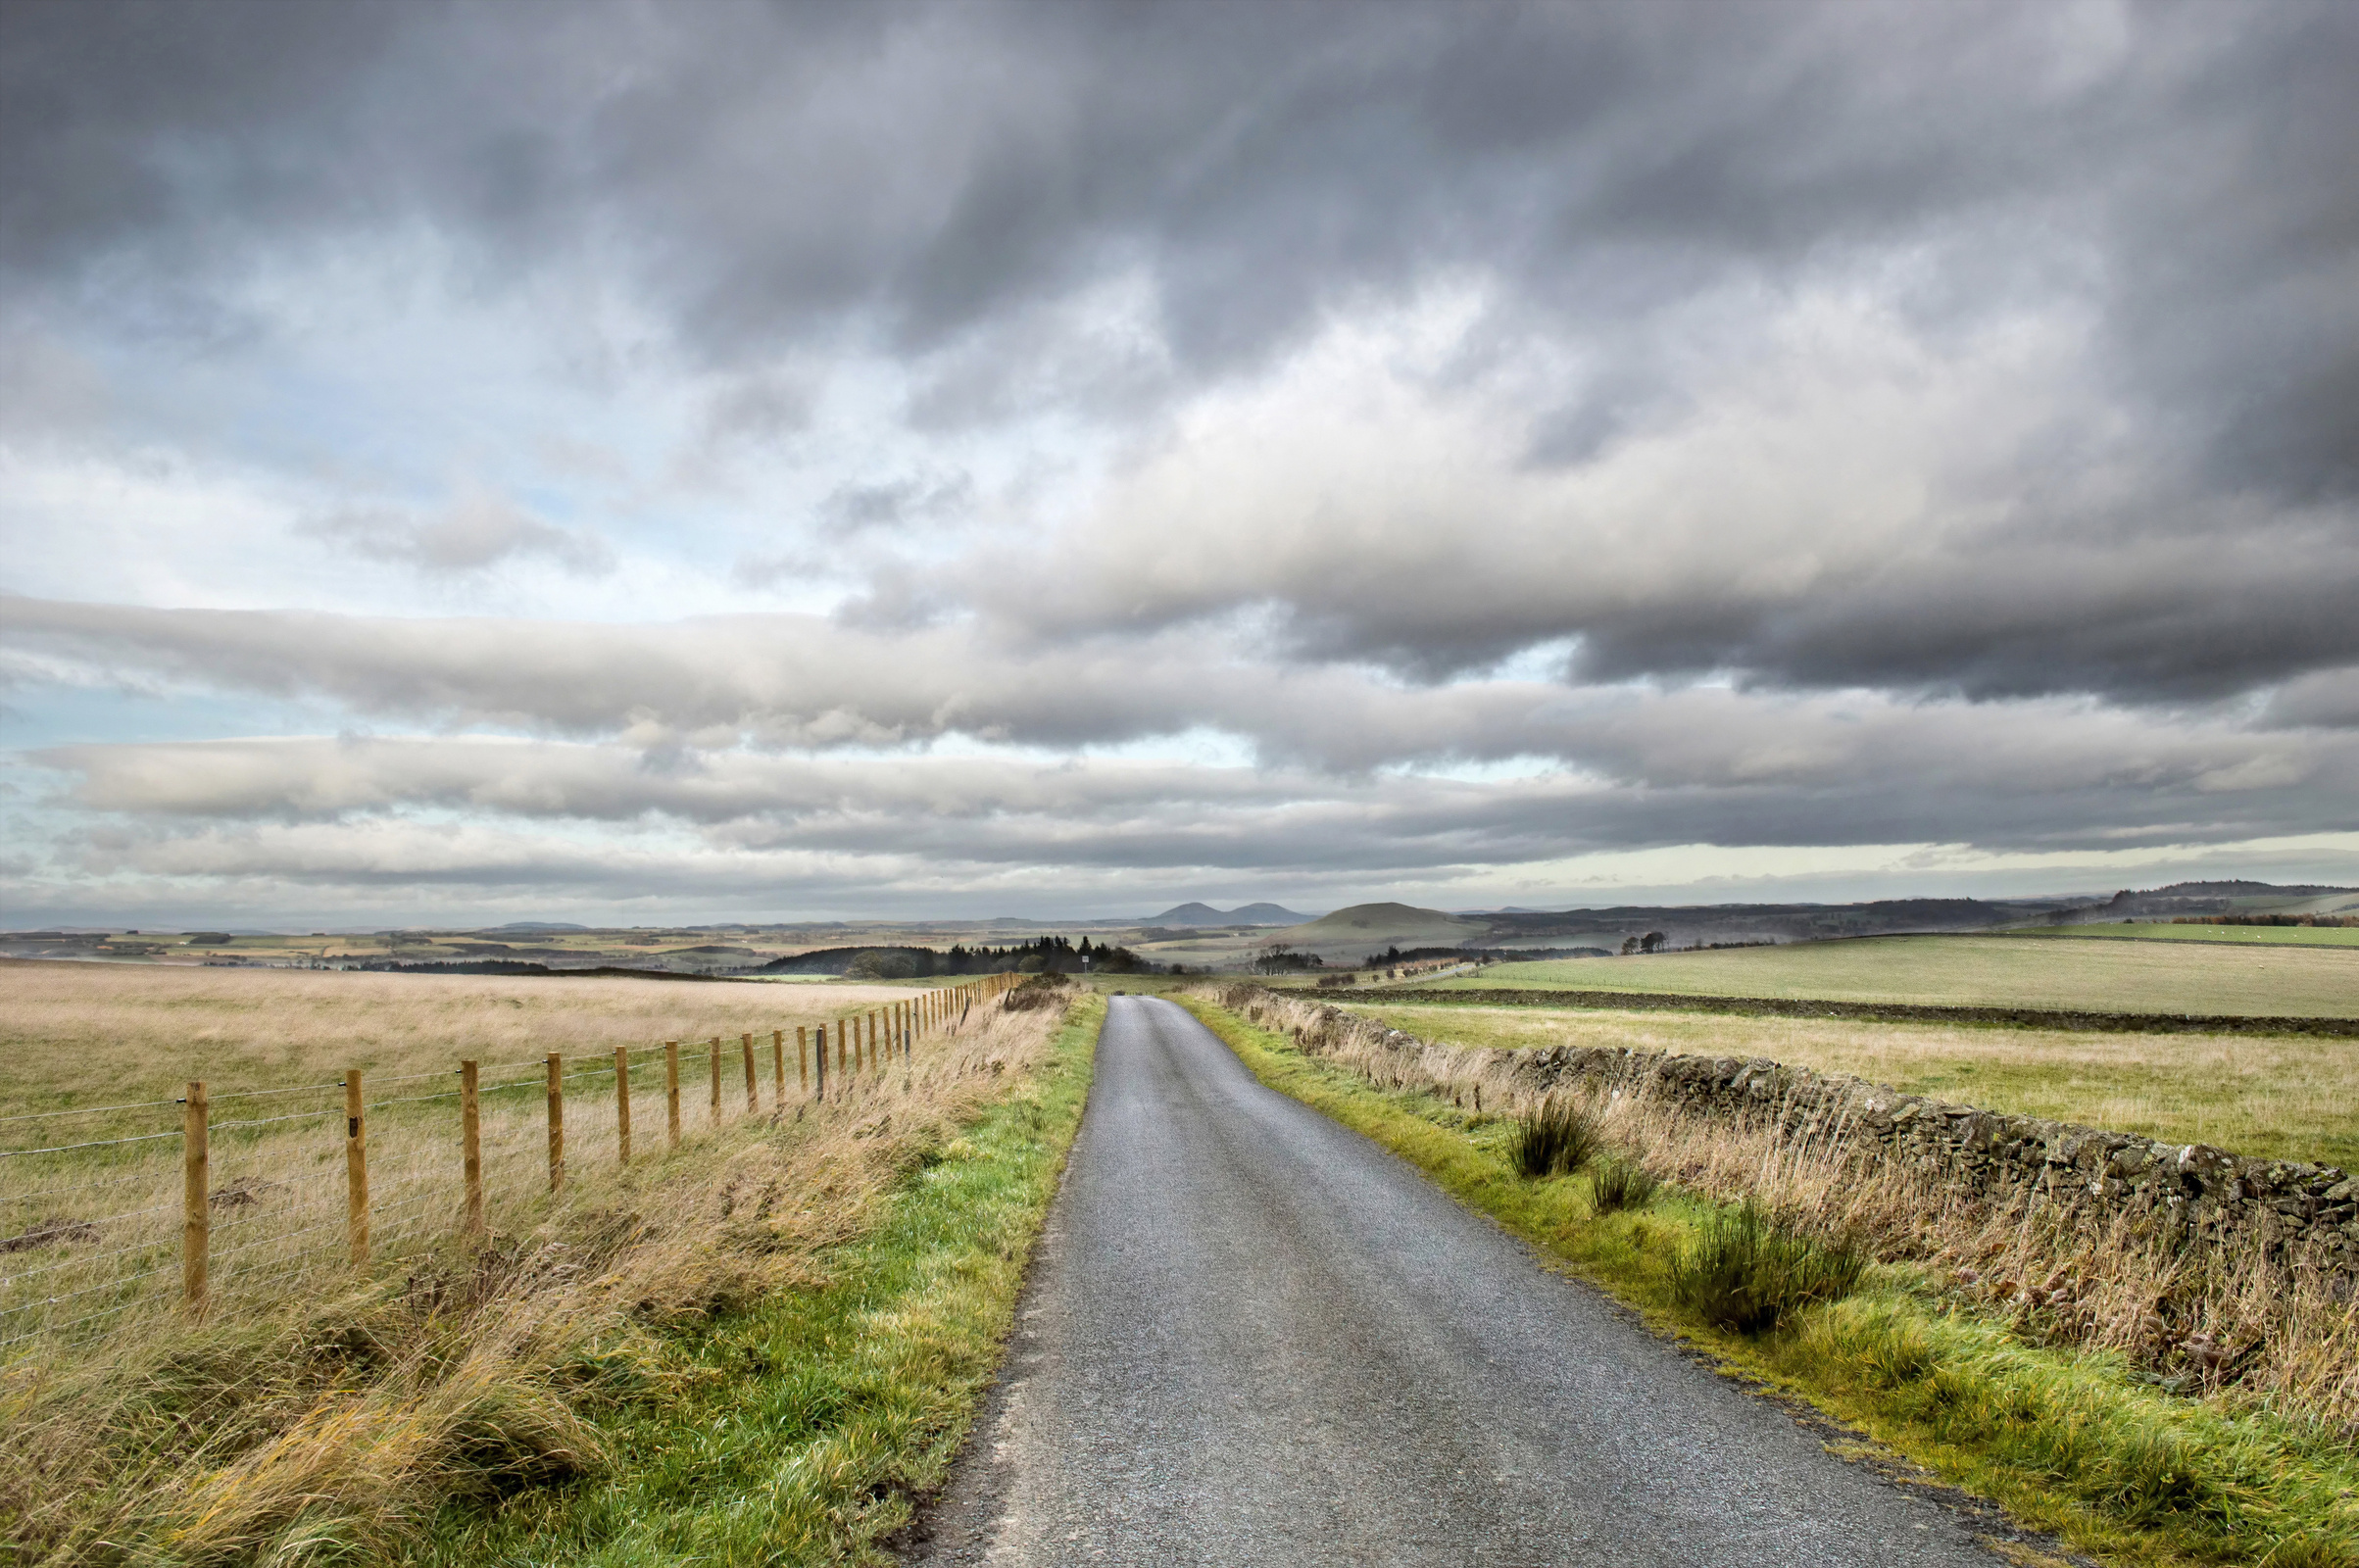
[903,996,2007,1566]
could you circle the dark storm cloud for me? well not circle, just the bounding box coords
[5,0,2357,718]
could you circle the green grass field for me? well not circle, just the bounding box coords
[2003,924,2359,948]
[1447,935,2359,1018]
[1355,1002,2359,1172]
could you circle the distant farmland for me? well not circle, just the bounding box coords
[2002,923,2359,948]
[1442,934,2359,1018]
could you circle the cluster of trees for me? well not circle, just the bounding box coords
[1356,945,1478,966]
[1616,933,1775,955]
[838,935,1159,980]
[1252,941,1325,974]
[2171,913,2359,928]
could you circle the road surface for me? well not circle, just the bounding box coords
[903,995,2010,1566]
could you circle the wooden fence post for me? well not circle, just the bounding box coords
[614,1046,632,1164]
[772,1030,785,1110]
[709,1037,722,1124]
[461,1061,482,1237]
[665,1042,681,1149]
[546,1054,565,1193]
[837,1019,848,1074]
[182,1081,208,1308]
[742,1033,757,1111]
[797,1025,809,1095]
[345,1069,369,1270]
[814,1025,827,1098]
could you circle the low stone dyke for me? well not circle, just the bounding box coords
[1209,982,2359,1280]
[1367,985,2359,1038]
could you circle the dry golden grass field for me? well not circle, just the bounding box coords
[1453,933,2359,1017]
[1356,1001,2359,1171]
[0,957,1084,1563]
[0,960,916,1116]
[0,960,951,1359]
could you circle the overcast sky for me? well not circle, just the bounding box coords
[3,0,2356,928]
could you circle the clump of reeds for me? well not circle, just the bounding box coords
[1590,1156,1659,1213]
[1668,1200,1867,1334]
[1507,1098,1601,1178]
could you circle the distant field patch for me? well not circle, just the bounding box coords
[1449,935,2358,1018]
[1355,1002,2359,1173]
[2002,923,2359,948]
[0,959,914,1118]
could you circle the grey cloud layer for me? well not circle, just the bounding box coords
[16,600,2355,858]
[6,0,2356,709]
[6,1,2359,915]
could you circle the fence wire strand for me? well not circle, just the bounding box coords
[0,1098,180,1125]
[212,1107,342,1132]
[0,1130,179,1159]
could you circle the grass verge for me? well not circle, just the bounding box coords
[418,992,1102,1566]
[1174,995,2359,1568]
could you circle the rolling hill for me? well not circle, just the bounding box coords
[1271,903,1489,954]
[1147,903,1309,927]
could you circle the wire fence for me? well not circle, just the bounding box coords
[0,975,1019,1360]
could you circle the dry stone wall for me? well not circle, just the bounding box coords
[1210,983,2359,1280]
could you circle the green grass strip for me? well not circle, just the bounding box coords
[1175,995,2359,1568]
[420,995,1103,1567]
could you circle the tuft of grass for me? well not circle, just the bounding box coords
[1589,1157,1659,1214]
[1506,1099,1600,1178]
[1667,1200,1865,1334]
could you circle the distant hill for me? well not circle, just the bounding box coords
[1477,898,2048,948]
[1147,903,1308,927]
[2048,881,2358,924]
[477,921,592,934]
[1276,903,1489,953]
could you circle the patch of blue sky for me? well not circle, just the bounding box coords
[1377,754,1574,785]
[798,726,1260,773]
[0,684,359,752]
[1481,636,1582,685]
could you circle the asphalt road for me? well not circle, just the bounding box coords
[903,996,2008,1566]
